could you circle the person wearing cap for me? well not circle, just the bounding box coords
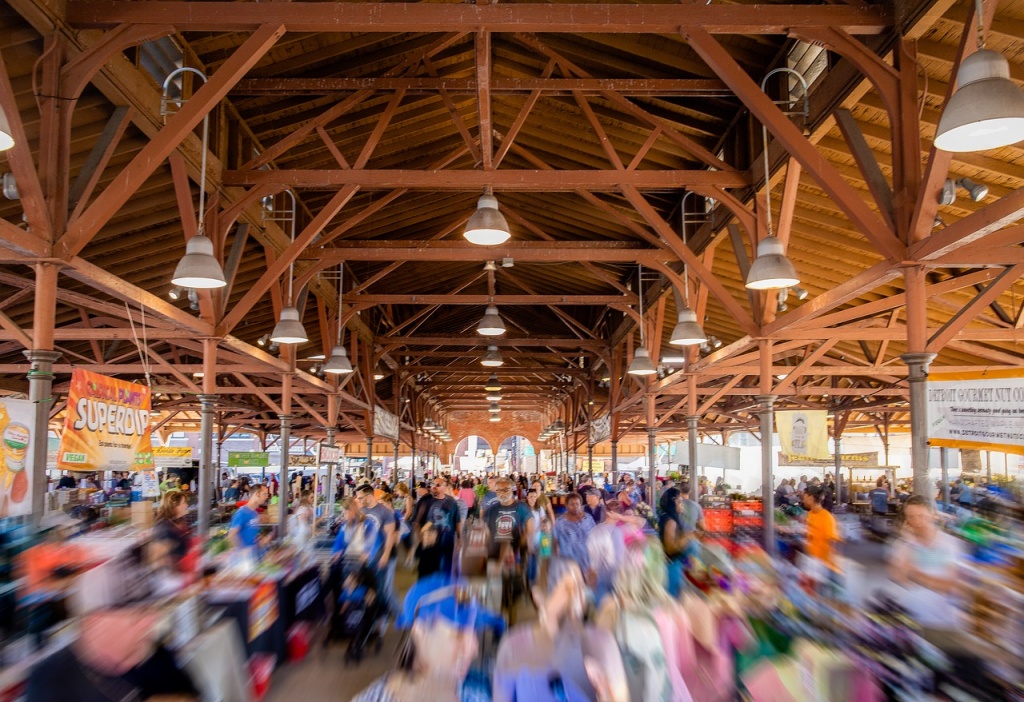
[350,598,486,702]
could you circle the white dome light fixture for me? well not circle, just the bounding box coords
[323,262,352,373]
[627,265,658,376]
[476,305,506,336]
[936,49,1024,152]
[464,188,511,246]
[481,345,504,367]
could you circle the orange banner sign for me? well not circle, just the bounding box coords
[57,369,154,471]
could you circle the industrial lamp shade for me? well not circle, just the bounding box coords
[171,234,227,289]
[627,346,657,376]
[486,389,502,401]
[323,345,353,374]
[484,374,502,391]
[669,307,707,346]
[935,50,1024,152]
[464,193,511,246]
[270,306,308,344]
[745,236,799,290]
[489,401,502,413]
[481,344,504,367]
[489,414,501,422]
[476,305,506,336]
[0,126,13,152]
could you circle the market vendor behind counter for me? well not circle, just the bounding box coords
[229,484,274,556]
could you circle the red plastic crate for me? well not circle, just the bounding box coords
[731,501,763,512]
[703,509,734,533]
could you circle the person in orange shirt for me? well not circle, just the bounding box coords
[802,485,841,589]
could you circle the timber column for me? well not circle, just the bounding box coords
[686,415,700,483]
[756,395,777,555]
[198,394,217,540]
[902,352,936,501]
[25,349,61,526]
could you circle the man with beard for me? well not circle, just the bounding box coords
[483,477,534,564]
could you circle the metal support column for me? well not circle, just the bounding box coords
[647,427,657,507]
[902,352,936,501]
[686,415,699,484]
[393,441,400,482]
[940,448,950,507]
[366,437,373,479]
[610,440,618,485]
[198,394,217,540]
[324,426,336,515]
[587,443,594,481]
[834,433,843,505]
[757,395,777,555]
[25,350,61,526]
[278,414,292,541]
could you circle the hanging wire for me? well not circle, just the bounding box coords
[637,264,645,344]
[337,261,344,345]
[759,68,809,240]
[281,190,298,306]
[162,67,211,237]
[124,302,153,388]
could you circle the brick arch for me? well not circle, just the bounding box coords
[447,410,552,458]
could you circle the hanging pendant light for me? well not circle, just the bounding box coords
[481,345,504,367]
[271,306,308,345]
[671,200,706,346]
[166,68,226,290]
[670,307,707,346]
[0,110,13,151]
[488,401,501,413]
[464,188,511,246]
[323,345,352,375]
[373,365,386,381]
[746,236,799,290]
[484,374,502,391]
[489,414,501,422]
[936,49,1024,152]
[627,264,657,376]
[476,305,506,336]
[746,70,801,292]
[486,389,502,402]
[269,191,307,343]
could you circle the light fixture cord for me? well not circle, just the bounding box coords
[638,264,645,344]
[681,197,691,307]
[197,114,209,236]
[284,190,297,305]
[975,0,985,49]
[337,262,344,345]
[761,122,775,240]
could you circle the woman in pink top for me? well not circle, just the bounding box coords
[457,479,476,510]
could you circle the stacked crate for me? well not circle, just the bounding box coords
[731,500,763,555]
[700,496,733,553]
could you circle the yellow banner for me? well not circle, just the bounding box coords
[930,438,1024,456]
[57,370,154,471]
[775,410,830,460]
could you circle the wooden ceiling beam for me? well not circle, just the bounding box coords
[232,77,730,96]
[67,3,894,34]
[379,336,605,348]
[348,293,635,306]
[304,241,665,264]
[222,169,750,189]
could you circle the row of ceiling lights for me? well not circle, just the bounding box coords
[539,419,565,442]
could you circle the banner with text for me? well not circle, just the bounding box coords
[289,454,318,467]
[779,451,878,467]
[928,371,1024,455]
[775,410,830,460]
[589,415,611,445]
[0,399,34,517]
[319,445,341,464]
[57,370,153,471]
[154,446,193,468]
[372,406,400,441]
[228,451,270,468]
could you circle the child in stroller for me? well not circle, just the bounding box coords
[327,564,384,663]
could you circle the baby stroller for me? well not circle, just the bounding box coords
[326,563,385,663]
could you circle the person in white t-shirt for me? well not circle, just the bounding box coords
[888,495,965,629]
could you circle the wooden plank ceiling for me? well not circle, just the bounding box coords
[0,0,1022,449]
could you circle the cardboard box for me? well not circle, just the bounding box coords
[131,500,154,529]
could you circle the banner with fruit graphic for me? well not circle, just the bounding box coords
[57,370,154,472]
[0,398,34,517]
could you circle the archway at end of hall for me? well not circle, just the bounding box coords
[496,435,537,475]
[453,435,494,473]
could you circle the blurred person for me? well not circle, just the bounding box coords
[26,607,198,702]
[888,495,966,629]
[494,560,629,702]
[479,476,500,513]
[333,497,373,565]
[223,479,239,503]
[658,487,692,598]
[483,477,533,565]
[869,476,889,516]
[57,471,76,489]
[412,477,462,576]
[775,478,795,506]
[449,480,470,527]
[458,479,477,516]
[531,478,556,525]
[596,539,696,701]
[228,483,272,555]
[288,490,315,549]
[803,485,841,587]
[553,493,596,578]
[583,487,607,524]
[151,489,192,574]
[350,599,484,702]
[796,475,808,493]
[525,489,549,584]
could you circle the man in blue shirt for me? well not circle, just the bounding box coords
[229,484,270,553]
[869,477,890,516]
